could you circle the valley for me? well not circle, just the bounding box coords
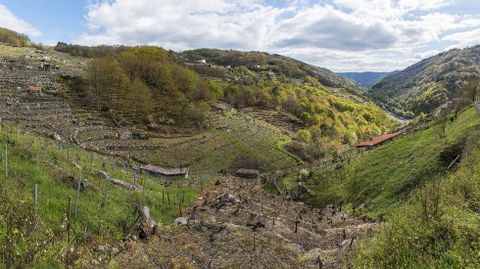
[0,23,480,268]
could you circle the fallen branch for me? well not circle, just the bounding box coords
[97,171,141,192]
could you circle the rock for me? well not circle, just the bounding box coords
[173,217,188,225]
[111,247,120,256]
[98,245,105,252]
[52,132,62,142]
[137,206,157,239]
[125,240,135,251]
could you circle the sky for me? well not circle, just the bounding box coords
[1,0,480,72]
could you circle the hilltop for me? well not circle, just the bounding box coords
[370,46,480,117]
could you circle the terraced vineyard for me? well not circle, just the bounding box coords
[0,44,299,174]
[242,107,305,135]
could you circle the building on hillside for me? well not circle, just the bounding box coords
[29,86,42,91]
[140,164,189,178]
[222,168,260,179]
[356,131,403,149]
[213,102,232,113]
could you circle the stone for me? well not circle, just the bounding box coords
[111,247,120,256]
[173,217,188,225]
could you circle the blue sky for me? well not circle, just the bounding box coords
[1,0,480,72]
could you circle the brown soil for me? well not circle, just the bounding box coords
[114,176,378,268]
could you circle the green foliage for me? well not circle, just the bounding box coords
[78,46,215,126]
[306,107,480,216]
[0,125,203,266]
[408,83,449,114]
[55,42,129,58]
[0,27,30,47]
[371,45,480,116]
[295,129,312,143]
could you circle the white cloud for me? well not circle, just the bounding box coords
[443,28,480,48]
[78,0,286,51]
[77,0,480,71]
[0,4,41,37]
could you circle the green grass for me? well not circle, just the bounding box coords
[347,108,480,268]
[0,124,209,267]
[305,106,480,217]
[125,111,300,172]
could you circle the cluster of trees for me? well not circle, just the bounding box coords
[0,27,30,47]
[408,83,450,114]
[65,44,395,160]
[78,46,213,126]
[210,77,397,160]
[216,80,395,140]
[55,42,130,58]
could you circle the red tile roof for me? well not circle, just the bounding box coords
[29,86,42,91]
[356,131,403,148]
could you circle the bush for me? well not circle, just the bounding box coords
[285,141,329,162]
[229,154,267,171]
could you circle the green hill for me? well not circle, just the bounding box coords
[0,124,205,267]
[370,46,480,117]
[300,105,480,267]
[55,45,398,163]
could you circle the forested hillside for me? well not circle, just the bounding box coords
[59,45,397,162]
[76,46,212,126]
[179,48,364,93]
[370,46,480,118]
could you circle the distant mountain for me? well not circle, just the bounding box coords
[339,72,390,87]
[370,45,480,118]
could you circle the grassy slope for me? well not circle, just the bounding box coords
[127,111,300,172]
[0,125,205,267]
[348,108,480,268]
[306,107,480,217]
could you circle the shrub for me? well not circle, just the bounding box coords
[285,141,329,162]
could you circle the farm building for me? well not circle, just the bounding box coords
[356,131,403,149]
[140,164,189,177]
[223,168,260,179]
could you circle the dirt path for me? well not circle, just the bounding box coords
[114,176,379,268]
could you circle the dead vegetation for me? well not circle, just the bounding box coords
[114,176,379,268]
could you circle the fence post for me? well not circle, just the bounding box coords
[67,197,71,244]
[152,177,157,206]
[103,174,111,207]
[89,153,93,174]
[142,176,146,198]
[34,183,39,219]
[4,144,7,177]
[103,163,113,207]
[74,166,83,218]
